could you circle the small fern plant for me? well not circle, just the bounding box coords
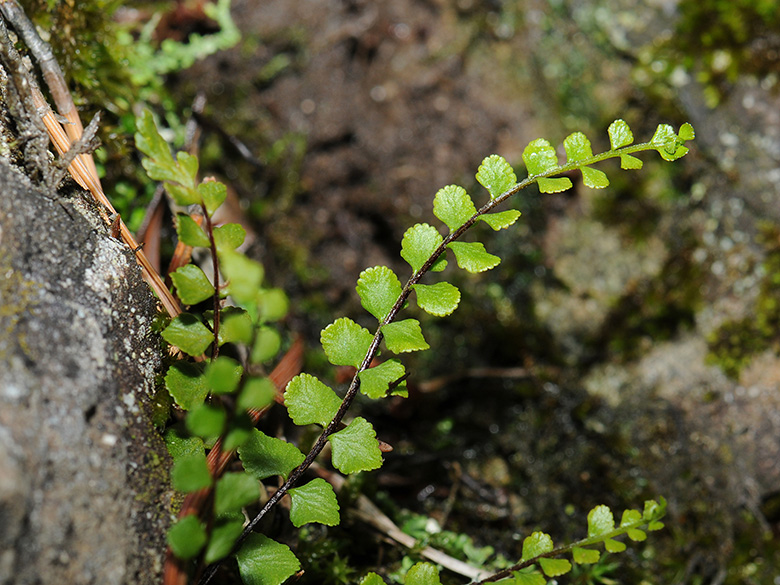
[134,111,693,585]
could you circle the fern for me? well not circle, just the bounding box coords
[134,112,693,585]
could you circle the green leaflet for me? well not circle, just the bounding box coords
[360,574,387,585]
[433,184,477,231]
[162,313,213,356]
[222,414,254,451]
[604,538,627,553]
[135,110,198,191]
[357,266,402,321]
[620,154,643,170]
[257,289,289,322]
[522,138,573,194]
[220,250,265,304]
[288,478,340,527]
[251,326,281,363]
[563,132,609,189]
[284,373,342,427]
[171,264,215,306]
[404,563,441,585]
[608,119,634,149]
[164,427,204,461]
[572,547,600,564]
[651,123,691,161]
[447,241,501,273]
[168,515,208,560]
[321,318,374,368]
[587,505,614,537]
[479,209,522,231]
[238,428,305,481]
[205,356,243,394]
[204,514,244,564]
[382,319,429,353]
[236,533,301,585]
[328,417,383,474]
[171,452,211,493]
[412,282,461,317]
[186,403,227,439]
[511,569,546,585]
[358,359,406,399]
[176,213,210,248]
[522,531,553,561]
[198,180,227,215]
[214,471,259,516]
[539,558,571,577]
[213,222,247,253]
[476,154,517,199]
[401,224,447,273]
[165,361,208,410]
[218,306,253,346]
[237,377,277,411]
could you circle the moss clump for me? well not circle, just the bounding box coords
[707,224,780,378]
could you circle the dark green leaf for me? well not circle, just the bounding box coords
[237,377,277,411]
[162,313,213,356]
[168,515,207,560]
[164,426,204,461]
[288,478,340,527]
[222,413,254,451]
[479,209,521,231]
[204,515,244,564]
[165,361,208,410]
[205,356,243,394]
[412,282,460,317]
[357,266,402,321]
[176,213,210,248]
[382,319,429,353]
[236,533,301,585]
[214,223,247,253]
[321,318,374,368]
[171,265,215,305]
[433,185,477,231]
[285,373,342,426]
[328,417,383,474]
[171,452,211,493]
[198,180,227,215]
[186,403,227,439]
[358,359,406,399]
[214,471,259,516]
[238,429,305,481]
[608,119,633,149]
[447,241,501,273]
[251,326,281,364]
[476,154,517,199]
[401,224,446,273]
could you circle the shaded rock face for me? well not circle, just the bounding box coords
[0,160,170,585]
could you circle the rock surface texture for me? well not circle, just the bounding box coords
[0,160,170,585]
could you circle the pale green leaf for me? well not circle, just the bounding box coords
[162,313,213,356]
[176,213,210,247]
[237,377,277,411]
[643,498,666,522]
[652,124,689,161]
[572,547,600,564]
[581,167,609,189]
[563,132,594,163]
[401,223,446,273]
[177,152,199,185]
[608,119,634,149]
[447,241,501,273]
[218,306,253,345]
[257,289,289,322]
[523,138,559,175]
[186,403,226,439]
[679,122,695,141]
[171,265,214,305]
[204,356,243,394]
[198,180,227,215]
[537,177,573,194]
[165,361,208,410]
[511,569,546,585]
[476,154,517,199]
[627,528,647,542]
[238,428,305,481]
[214,223,247,253]
[539,558,571,577]
[588,505,614,537]
[433,185,477,231]
[288,478,340,527]
[328,417,383,474]
[220,250,265,304]
[236,533,301,585]
[382,319,429,353]
[284,373,342,426]
[165,182,200,206]
[620,154,643,170]
[620,509,642,527]
[522,532,553,561]
[204,515,244,564]
[214,472,259,516]
[412,282,461,316]
[604,539,626,553]
[251,326,281,363]
[171,452,211,493]
[168,515,207,560]
[357,266,402,320]
[321,318,374,367]
[358,359,406,399]
[478,209,521,231]
[360,573,387,585]
[405,562,441,585]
